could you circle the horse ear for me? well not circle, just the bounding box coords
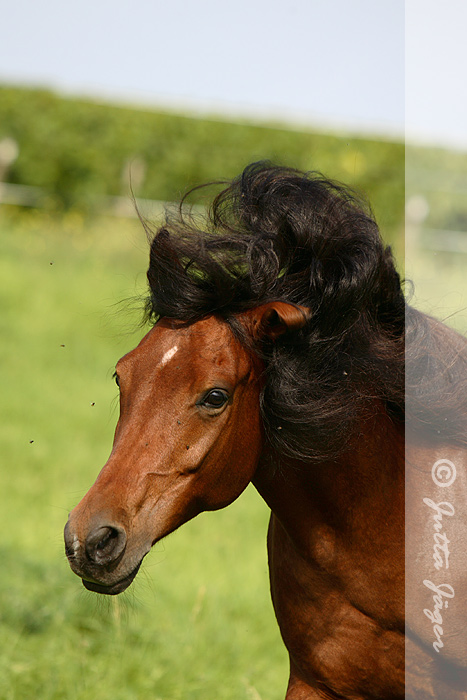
[244,302,311,341]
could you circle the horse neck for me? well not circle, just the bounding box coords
[252,403,405,550]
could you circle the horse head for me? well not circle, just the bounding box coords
[64,302,309,594]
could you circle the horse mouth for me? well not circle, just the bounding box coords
[82,562,141,595]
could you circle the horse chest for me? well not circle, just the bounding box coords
[266,513,405,699]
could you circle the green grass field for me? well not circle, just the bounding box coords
[1,207,465,700]
[0,210,288,700]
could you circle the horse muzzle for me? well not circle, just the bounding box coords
[64,516,146,595]
[81,561,142,595]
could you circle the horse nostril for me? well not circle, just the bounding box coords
[85,525,127,565]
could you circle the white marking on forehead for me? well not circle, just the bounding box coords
[159,345,179,368]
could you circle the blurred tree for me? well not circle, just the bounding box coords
[0,85,405,247]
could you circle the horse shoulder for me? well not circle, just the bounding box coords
[266,511,405,699]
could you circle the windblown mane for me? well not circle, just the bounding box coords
[144,162,407,462]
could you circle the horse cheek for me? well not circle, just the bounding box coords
[200,413,263,511]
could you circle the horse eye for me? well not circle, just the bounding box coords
[201,389,228,409]
[113,372,120,388]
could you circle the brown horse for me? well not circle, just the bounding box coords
[64,164,467,699]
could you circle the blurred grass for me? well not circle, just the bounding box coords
[1,197,462,700]
[0,209,286,700]
[406,145,467,335]
[406,248,467,335]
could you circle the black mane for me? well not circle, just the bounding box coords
[143,162,408,462]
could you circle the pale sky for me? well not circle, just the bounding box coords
[0,0,465,149]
